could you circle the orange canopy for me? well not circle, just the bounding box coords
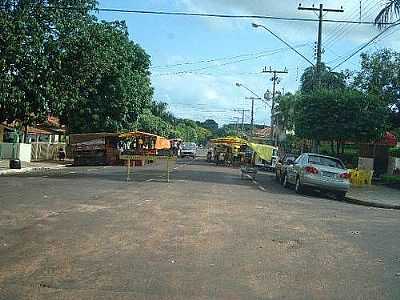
[119,131,171,150]
[155,137,171,150]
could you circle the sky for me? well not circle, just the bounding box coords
[96,0,399,126]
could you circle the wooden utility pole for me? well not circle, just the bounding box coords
[262,66,288,145]
[234,109,249,135]
[246,97,261,138]
[298,3,344,86]
[298,3,343,153]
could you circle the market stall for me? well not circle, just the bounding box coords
[70,133,121,166]
[119,131,174,181]
[209,137,247,166]
[119,131,171,165]
[248,143,278,170]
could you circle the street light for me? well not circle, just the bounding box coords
[235,82,266,138]
[235,82,265,100]
[252,23,315,66]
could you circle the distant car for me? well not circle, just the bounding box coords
[283,153,350,200]
[181,142,197,158]
[275,153,298,184]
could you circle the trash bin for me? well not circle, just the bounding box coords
[10,159,21,169]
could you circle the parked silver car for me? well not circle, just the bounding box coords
[283,153,350,200]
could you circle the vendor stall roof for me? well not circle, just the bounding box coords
[119,131,171,150]
[210,136,247,146]
[119,131,159,139]
[70,132,120,144]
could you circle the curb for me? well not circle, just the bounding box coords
[0,165,67,176]
[345,196,400,210]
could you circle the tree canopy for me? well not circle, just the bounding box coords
[353,49,400,129]
[0,0,153,135]
[300,63,347,93]
[294,88,389,148]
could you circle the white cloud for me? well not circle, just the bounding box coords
[149,1,396,123]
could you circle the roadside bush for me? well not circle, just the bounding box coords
[381,175,400,184]
[337,153,359,168]
[389,147,400,158]
[319,151,359,168]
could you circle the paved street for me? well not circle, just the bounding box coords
[0,158,400,299]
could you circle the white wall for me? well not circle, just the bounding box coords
[0,143,32,162]
[358,157,374,171]
[18,143,31,162]
[388,156,400,175]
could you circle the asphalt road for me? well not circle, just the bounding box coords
[0,157,399,299]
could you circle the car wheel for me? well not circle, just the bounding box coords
[295,177,303,194]
[282,174,289,188]
[335,191,346,201]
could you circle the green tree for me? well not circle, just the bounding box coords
[301,63,347,93]
[137,108,173,137]
[201,119,219,134]
[375,0,400,27]
[353,49,400,129]
[0,0,97,136]
[275,92,298,131]
[295,89,389,154]
[59,21,153,133]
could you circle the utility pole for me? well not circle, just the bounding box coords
[298,3,343,153]
[232,117,240,135]
[233,109,249,135]
[262,66,288,146]
[246,97,261,138]
[298,3,344,86]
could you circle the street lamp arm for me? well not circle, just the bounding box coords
[252,23,315,67]
[237,83,262,99]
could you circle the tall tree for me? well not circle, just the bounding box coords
[201,119,219,133]
[52,20,153,133]
[295,88,389,153]
[353,49,400,130]
[300,63,347,93]
[375,0,400,28]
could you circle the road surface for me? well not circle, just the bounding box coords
[0,158,399,299]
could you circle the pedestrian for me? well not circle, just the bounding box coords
[58,147,66,161]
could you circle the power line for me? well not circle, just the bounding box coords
[324,0,381,49]
[153,46,303,76]
[332,20,400,70]
[25,6,396,25]
[324,0,375,47]
[151,44,308,69]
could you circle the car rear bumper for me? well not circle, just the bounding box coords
[181,152,196,156]
[302,175,350,192]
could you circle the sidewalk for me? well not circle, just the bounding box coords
[347,184,400,209]
[0,160,71,176]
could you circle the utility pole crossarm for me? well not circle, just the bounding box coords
[298,3,344,88]
[298,6,344,13]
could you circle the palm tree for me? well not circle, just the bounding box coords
[375,0,400,28]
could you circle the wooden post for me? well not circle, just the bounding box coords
[166,157,170,183]
[127,159,131,181]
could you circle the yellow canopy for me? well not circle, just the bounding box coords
[249,143,277,162]
[119,131,158,139]
[210,136,247,146]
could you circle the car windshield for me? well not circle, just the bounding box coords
[308,155,345,169]
[285,155,296,162]
[183,143,196,150]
